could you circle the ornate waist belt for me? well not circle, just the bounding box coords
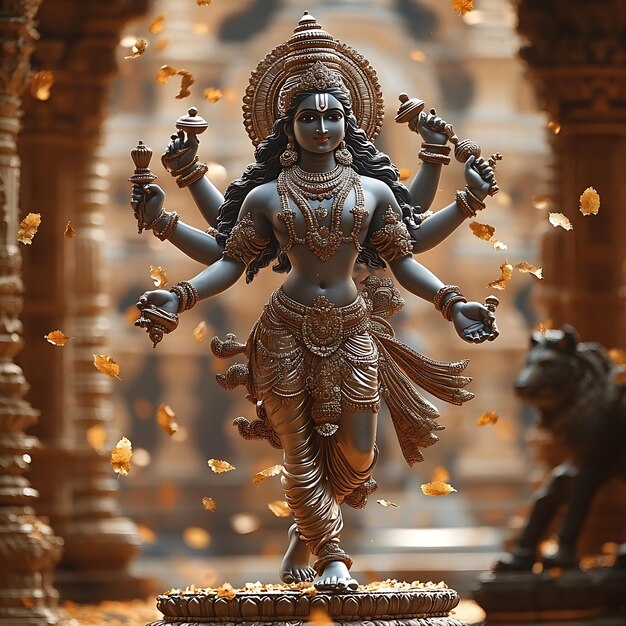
[269,288,370,357]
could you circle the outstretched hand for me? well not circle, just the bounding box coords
[451,301,499,343]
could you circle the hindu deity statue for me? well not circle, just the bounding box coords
[131,12,499,593]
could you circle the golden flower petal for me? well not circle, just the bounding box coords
[149,265,168,289]
[202,496,216,511]
[93,354,121,379]
[579,186,600,216]
[30,70,54,101]
[547,120,561,135]
[431,466,450,483]
[451,0,473,15]
[207,459,236,473]
[376,499,399,508]
[111,437,132,476]
[476,410,499,426]
[17,212,41,245]
[549,212,573,231]
[398,168,412,181]
[216,583,236,600]
[515,262,543,280]
[468,221,495,241]
[193,321,208,343]
[64,220,76,239]
[252,464,283,486]
[44,330,71,346]
[86,424,107,451]
[156,403,178,436]
[148,14,166,35]
[267,500,291,517]
[124,37,148,60]
[183,527,211,550]
[203,87,223,103]
[420,481,457,496]
[156,64,178,85]
[486,261,513,291]
[176,70,194,99]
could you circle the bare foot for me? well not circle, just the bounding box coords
[280,524,315,584]
[314,560,358,592]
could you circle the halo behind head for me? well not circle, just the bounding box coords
[243,12,384,146]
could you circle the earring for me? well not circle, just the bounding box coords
[280,136,298,168]
[335,140,353,166]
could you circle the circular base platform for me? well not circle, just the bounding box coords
[147,581,466,626]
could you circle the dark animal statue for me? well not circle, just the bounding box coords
[496,325,626,571]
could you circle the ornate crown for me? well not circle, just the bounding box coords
[243,12,384,146]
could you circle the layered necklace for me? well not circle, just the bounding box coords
[277,164,367,262]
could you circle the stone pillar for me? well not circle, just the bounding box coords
[0,0,62,623]
[18,0,151,602]
[516,0,626,348]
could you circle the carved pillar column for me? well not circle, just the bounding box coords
[18,0,151,602]
[0,0,62,623]
[516,0,626,348]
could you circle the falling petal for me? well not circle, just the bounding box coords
[93,354,121,378]
[148,14,166,35]
[86,424,107,451]
[410,50,426,62]
[267,500,291,517]
[176,70,195,99]
[149,265,168,288]
[203,87,223,103]
[548,212,573,231]
[202,497,216,511]
[547,120,561,135]
[486,261,513,291]
[451,0,473,15]
[207,458,235,473]
[608,348,626,365]
[230,513,260,534]
[183,527,211,550]
[431,466,450,483]
[30,70,54,101]
[579,187,600,216]
[64,220,76,239]
[252,464,283,486]
[194,321,208,343]
[44,330,71,346]
[156,64,178,85]
[111,437,132,476]
[124,38,148,60]
[156,403,178,436]
[515,262,543,280]
[420,481,457,496]
[476,410,499,426]
[376,499,399,508]
[468,221,495,241]
[17,212,41,244]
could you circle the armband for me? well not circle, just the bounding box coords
[223,214,270,265]
[369,207,413,262]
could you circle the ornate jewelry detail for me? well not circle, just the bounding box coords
[334,140,353,166]
[369,207,413,262]
[153,211,179,241]
[169,280,200,313]
[243,12,384,145]
[279,136,299,168]
[277,165,366,261]
[313,541,353,575]
[223,214,270,265]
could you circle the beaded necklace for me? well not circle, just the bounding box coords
[277,164,367,262]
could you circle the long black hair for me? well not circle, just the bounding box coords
[216,86,414,282]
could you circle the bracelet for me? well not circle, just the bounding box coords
[169,280,199,313]
[177,162,209,188]
[433,285,461,312]
[465,186,486,212]
[455,189,475,219]
[153,211,179,241]
[418,149,451,166]
[144,209,165,230]
[441,293,468,322]
[421,142,451,156]
[205,226,218,238]
[170,155,199,177]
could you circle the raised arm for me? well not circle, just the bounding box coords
[408,155,494,253]
[161,130,225,228]
[368,186,498,344]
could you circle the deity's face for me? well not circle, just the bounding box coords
[292,93,345,156]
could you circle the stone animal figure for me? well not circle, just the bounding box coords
[496,325,626,571]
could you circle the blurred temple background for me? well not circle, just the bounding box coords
[2,0,626,623]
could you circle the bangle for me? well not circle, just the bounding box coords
[433,285,461,312]
[169,280,199,312]
[465,186,486,212]
[441,293,468,322]
[153,211,179,241]
[170,156,199,178]
[418,149,451,165]
[177,162,208,188]
[144,209,165,230]
[455,189,475,219]
[421,142,451,156]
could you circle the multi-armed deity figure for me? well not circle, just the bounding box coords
[131,13,499,593]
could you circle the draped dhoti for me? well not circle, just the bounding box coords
[212,276,474,573]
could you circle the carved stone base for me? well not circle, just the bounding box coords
[473,567,626,624]
[147,582,466,626]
